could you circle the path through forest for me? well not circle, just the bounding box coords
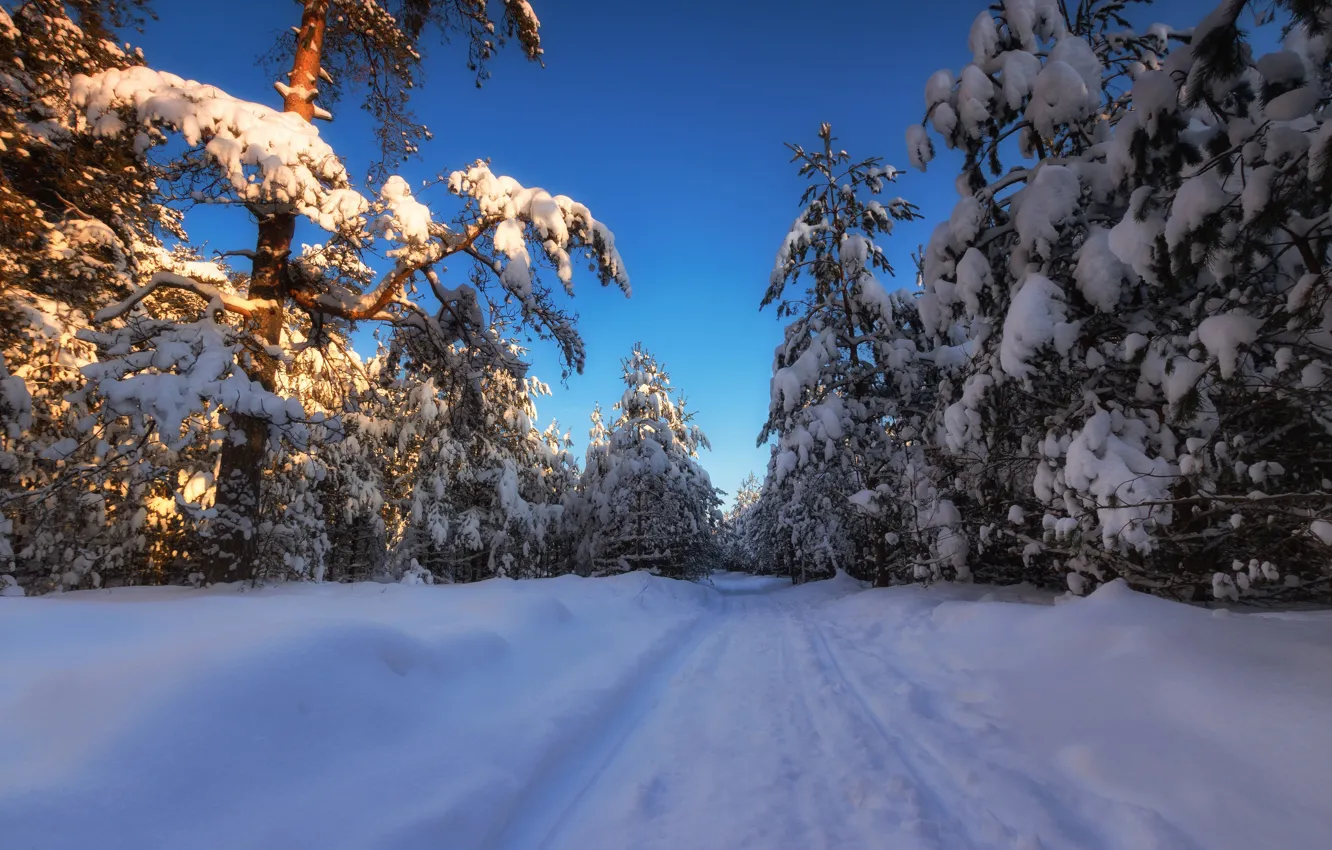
[493,574,1210,850]
[2,572,1329,850]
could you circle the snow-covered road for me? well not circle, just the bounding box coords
[497,579,979,850]
[493,575,1254,850]
[2,572,1330,850]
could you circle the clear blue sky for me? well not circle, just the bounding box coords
[133,0,1216,503]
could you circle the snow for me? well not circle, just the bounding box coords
[968,11,999,64]
[956,64,995,137]
[1064,410,1175,552]
[1265,84,1321,122]
[1241,164,1277,223]
[848,489,877,511]
[1255,50,1307,86]
[448,161,630,297]
[954,246,990,318]
[1162,354,1206,405]
[1198,312,1262,379]
[2,572,1328,850]
[1027,60,1093,136]
[1165,173,1231,250]
[1074,226,1126,312]
[770,329,834,413]
[1309,120,1332,181]
[999,49,1042,111]
[1302,360,1325,389]
[377,176,433,249]
[1312,520,1332,545]
[1123,332,1149,361]
[924,69,955,108]
[948,196,983,246]
[1005,0,1066,49]
[1065,571,1086,594]
[1107,187,1165,284]
[71,66,367,232]
[999,274,1067,378]
[931,100,958,137]
[905,123,934,171]
[1048,35,1103,113]
[1011,164,1080,263]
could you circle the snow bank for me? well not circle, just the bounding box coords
[0,574,715,850]
[820,580,1332,850]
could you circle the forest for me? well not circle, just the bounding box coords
[2,0,1331,605]
[4,3,1332,849]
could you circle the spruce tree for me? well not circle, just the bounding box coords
[754,124,920,583]
[574,345,721,578]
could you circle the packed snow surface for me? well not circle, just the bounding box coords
[2,573,1330,850]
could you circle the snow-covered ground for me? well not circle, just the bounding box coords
[2,573,1329,850]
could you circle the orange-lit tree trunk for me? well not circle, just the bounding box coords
[208,0,328,583]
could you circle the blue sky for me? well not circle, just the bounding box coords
[133,0,1218,503]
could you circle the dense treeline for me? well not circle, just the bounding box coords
[0,0,720,594]
[7,0,1332,602]
[730,0,1332,602]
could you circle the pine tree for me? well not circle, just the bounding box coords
[717,472,763,574]
[753,123,920,583]
[904,0,1187,590]
[0,0,198,592]
[573,345,721,578]
[204,0,543,582]
[904,0,1332,600]
[385,341,574,583]
[67,0,631,583]
[728,473,761,522]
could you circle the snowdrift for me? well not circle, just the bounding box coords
[820,579,1332,849]
[0,574,715,850]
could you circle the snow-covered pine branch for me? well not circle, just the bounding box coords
[72,66,369,232]
[95,271,275,321]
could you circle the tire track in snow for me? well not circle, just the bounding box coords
[518,589,943,850]
[815,621,1094,849]
[791,611,977,847]
[485,604,726,850]
[772,603,945,850]
[812,619,1205,850]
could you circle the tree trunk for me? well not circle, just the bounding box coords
[206,1,327,584]
[873,531,890,587]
